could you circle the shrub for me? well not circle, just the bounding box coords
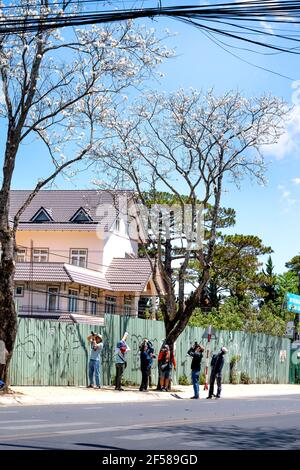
[230,355,241,384]
[200,373,206,385]
[240,372,251,384]
[110,376,138,387]
[178,375,190,385]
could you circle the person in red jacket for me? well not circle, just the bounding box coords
[158,344,176,391]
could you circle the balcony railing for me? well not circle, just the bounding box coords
[17,305,103,318]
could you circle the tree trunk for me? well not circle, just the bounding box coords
[0,230,17,390]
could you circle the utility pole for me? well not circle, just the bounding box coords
[203,324,212,391]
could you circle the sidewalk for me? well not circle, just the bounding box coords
[0,384,299,406]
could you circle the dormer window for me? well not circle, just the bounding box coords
[70,207,92,223]
[31,207,53,223]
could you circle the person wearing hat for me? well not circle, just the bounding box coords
[187,343,205,399]
[207,346,228,399]
[114,333,130,391]
[87,332,103,389]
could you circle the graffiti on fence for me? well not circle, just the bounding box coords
[10,318,290,385]
[13,333,42,379]
[129,333,161,373]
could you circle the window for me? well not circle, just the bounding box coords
[31,207,53,223]
[124,296,132,316]
[33,248,49,263]
[83,291,89,314]
[48,287,59,311]
[16,248,26,262]
[70,249,87,268]
[68,289,78,312]
[70,208,92,223]
[105,296,116,315]
[90,293,98,316]
[14,285,24,297]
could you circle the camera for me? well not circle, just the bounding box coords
[139,339,155,357]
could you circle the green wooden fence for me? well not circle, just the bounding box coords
[9,315,291,386]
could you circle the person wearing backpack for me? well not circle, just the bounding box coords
[207,346,228,399]
[187,342,205,399]
[158,344,176,391]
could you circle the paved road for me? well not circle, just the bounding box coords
[0,394,300,450]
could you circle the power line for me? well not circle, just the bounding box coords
[16,284,160,310]
[0,1,300,57]
[201,28,296,81]
[17,242,160,276]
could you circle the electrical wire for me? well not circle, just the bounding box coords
[0,0,300,59]
[16,242,167,279]
[16,284,159,311]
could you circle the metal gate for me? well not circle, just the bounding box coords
[290,345,300,384]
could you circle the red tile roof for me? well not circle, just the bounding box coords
[15,262,111,290]
[15,262,70,282]
[15,257,154,293]
[106,258,152,292]
[64,264,111,290]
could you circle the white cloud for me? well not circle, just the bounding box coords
[291,177,300,185]
[260,20,274,35]
[264,104,300,159]
[277,184,297,212]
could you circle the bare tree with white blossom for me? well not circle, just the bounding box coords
[0,1,173,387]
[95,89,288,351]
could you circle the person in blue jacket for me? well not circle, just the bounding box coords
[139,340,153,391]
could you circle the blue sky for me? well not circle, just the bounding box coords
[4,9,300,273]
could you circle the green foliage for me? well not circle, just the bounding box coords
[214,234,272,301]
[143,308,152,320]
[110,375,139,387]
[188,297,292,337]
[154,309,164,321]
[240,372,251,384]
[276,271,299,299]
[200,373,206,385]
[261,255,277,303]
[189,233,273,309]
[230,355,241,365]
[122,379,139,386]
[285,255,300,274]
[265,256,275,277]
[230,355,241,384]
[178,375,191,385]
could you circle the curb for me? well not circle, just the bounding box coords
[1,385,300,407]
